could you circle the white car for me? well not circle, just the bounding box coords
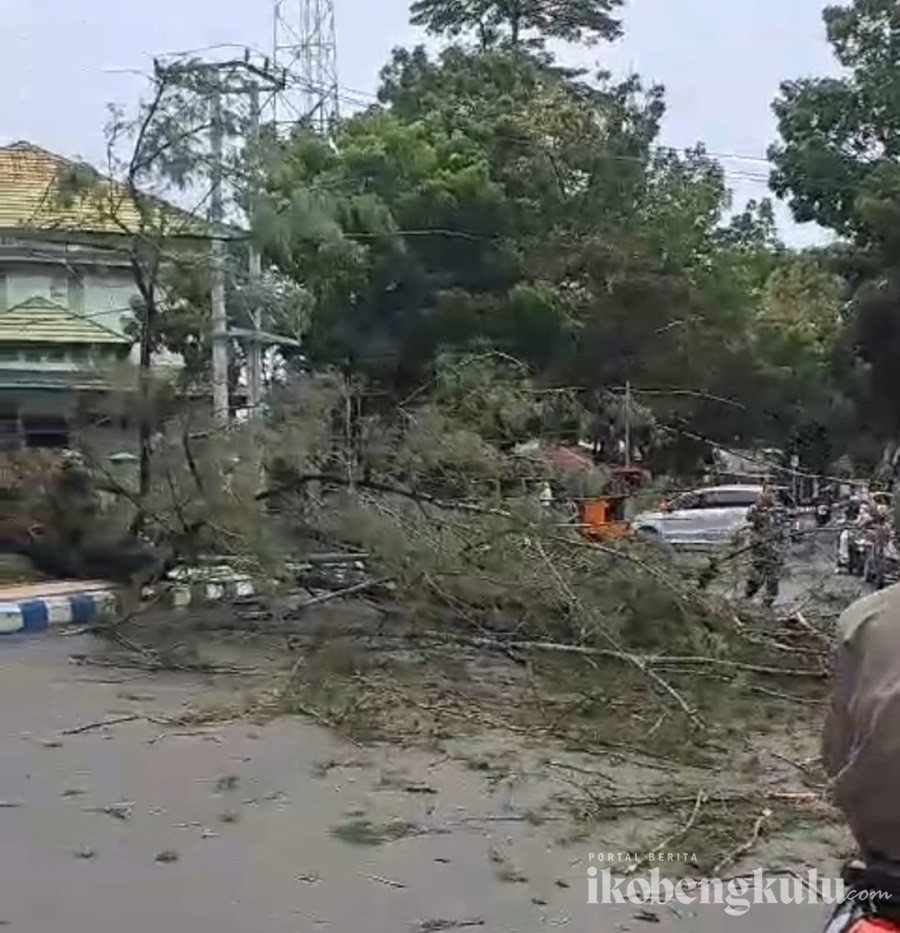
[631,484,796,548]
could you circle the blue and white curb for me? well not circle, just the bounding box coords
[0,565,260,636]
[0,589,119,634]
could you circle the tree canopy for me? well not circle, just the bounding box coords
[84,0,893,480]
[770,0,900,441]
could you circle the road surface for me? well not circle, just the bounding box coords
[0,632,840,932]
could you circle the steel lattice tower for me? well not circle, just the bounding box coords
[273,0,339,132]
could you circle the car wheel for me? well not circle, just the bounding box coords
[636,526,666,548]
[635,526,659,537]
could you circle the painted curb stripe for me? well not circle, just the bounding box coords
[0,569,257,635]
[20,600,48,632]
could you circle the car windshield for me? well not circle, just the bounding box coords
[703,489,760,508]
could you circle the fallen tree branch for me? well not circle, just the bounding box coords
[569,790,820,811]
[60,714,141,735]
[257,472,511,517]
[294,577,390,611]
[416,633,828,679]
[532,538,703,725]
[623,789,706,875]
[712,807,771,875]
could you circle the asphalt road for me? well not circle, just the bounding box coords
[0,634,837,933]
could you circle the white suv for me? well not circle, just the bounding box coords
[631,484,795,548]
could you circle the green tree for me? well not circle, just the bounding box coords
[263,32,852,467]
[408,0,623,48]
[769,0,900,260]
[769,0,900,441]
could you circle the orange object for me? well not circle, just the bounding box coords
[579,496,630,540]
[849,918,900,933]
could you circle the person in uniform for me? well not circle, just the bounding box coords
[744,483,783,608]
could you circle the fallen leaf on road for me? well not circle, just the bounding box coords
[90,802,133,821]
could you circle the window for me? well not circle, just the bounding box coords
[49,274,67,303]
[0,406,19,451]
[23,415,69,450]
[669,492,702,511]
[704,489,762,508]
[68,272,85,313]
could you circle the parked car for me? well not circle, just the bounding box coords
[631,484,798,548]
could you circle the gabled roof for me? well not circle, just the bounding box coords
[0,296,131,345]
[0,142,215,240]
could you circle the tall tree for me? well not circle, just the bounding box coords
[769,0,900,262]
[769,0,900,439]
[408,0,623,48]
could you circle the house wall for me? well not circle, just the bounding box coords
[0,263,136,336]
[0,242,182,369]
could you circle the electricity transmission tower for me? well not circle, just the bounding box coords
[273,0,339,132]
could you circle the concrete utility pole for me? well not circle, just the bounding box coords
[624,380,631,468]
[154,53,286,426]
[209,78,229,426]
[246,83,263,417]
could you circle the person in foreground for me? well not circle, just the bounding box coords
[822,583,900,930]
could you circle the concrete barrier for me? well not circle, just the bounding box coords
[0,567,258,636]
[0,582,119,634]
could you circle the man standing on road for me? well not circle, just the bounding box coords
[744,483,783,609]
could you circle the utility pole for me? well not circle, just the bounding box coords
[154,52,286,426]
[209,77,229,426]
[624,380,631,468]
[246,82,263,418]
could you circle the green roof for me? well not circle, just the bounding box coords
[0,297,131,345]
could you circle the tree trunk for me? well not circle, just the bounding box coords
[130,285,155,537]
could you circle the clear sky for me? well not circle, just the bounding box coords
[0,0,838,244]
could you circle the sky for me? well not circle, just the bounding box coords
[0,0,839,244]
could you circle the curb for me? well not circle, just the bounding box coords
[0,554,369,637]
[150,572,256,608]
[0,588,119,634]
[0,567,256,636]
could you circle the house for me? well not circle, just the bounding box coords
[0,141,204,451]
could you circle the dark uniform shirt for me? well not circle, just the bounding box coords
[746,500,783,555]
